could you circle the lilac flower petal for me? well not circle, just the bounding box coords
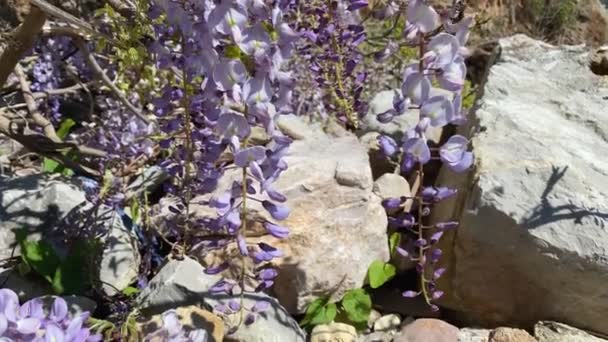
[420,95,452,127]
[430,231,444,244]
[237,234,249,256]
[377,135,398,157]
[259,268,278,280]
[161,310,182,337]
[434,267,446,279]
[45,322,65,342]
[217,113,251,139]
[402,72,430,105]
[262,201,290,220]
[425,33,460,68]
[402,291,420,298]
[251,301,271,313]
[0,314,7,336]
[407,0,440,33]
[17,317,41,334]
[228,300,241,312]
[234,146,267,167]
[403,137,431,164]
[50,297,68,322]
[264,221,289,239]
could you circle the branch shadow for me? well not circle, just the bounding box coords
[521,165,608,229]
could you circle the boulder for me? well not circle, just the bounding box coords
[394,318,459,342]
[311,322,357,342]
[0,174,140,296]
[158,115,389,314]
[458,328,491,342]
[432,35,608,334]
[136,256,306,342]
[534,321,608,342]
[489,328,535,342]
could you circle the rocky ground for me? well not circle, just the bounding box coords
[2,33,608,341]
[2,1,608,341]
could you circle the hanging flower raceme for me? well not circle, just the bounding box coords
[286,0,369,129]
[0,289,101,341]
[375,1,474,310]
[149,0,297,331]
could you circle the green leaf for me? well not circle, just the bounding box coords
[56,118,76,139]
[341,289,372,324]
[19,238,61,283]
[224,45,242,59]
[52,240,90,294]
[42,158,62,173]
[368,260,396,289]
[300,297,336,327]
[122,286,140,297]
[389,232,401,257]
[309,303,337,326]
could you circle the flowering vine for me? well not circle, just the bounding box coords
[0,289,101,341]
[377,0,474,310]
[145,0,297,332]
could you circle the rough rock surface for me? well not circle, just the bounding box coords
[311,322,357,342]
[155,115,389,314]
[432,34,608,334]
[489,328,535,342]
[373,174,412,213]
[136,257,306,342]
[360,90,444,144]
[393,318,459,342]
[534,321,608,342]
[137,305,224,342]
[458,328,491,342]
[0,175,140,295]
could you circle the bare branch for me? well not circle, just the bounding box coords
[73,38,151,124]
[0,7,47,87]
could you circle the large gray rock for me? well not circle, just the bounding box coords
[158,116,390,314]
[432,35,608,334]
[137,257,306,342]
[265,116,389,314]
[0,174,140,296]
[535,321,608,342]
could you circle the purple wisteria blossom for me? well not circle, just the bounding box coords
[0,289,101,341]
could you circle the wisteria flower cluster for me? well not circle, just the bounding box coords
[142,310,208,342]
[376,0,474,309]
[0,289,101,341]
[285,0,369,129]
[142,0,297,328]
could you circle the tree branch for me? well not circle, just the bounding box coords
[0,7,47,87]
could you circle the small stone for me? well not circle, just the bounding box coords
[373,314,401,333]
[534,321,608,342]
[373,174,412,213]
[458,328,491,342]
[99,209,141,296]
[359,331,393,342]
[394,319,459,342]
[359,132,397,179]
[137,305,224,342]
[590,46,608,76]
[311,322,357,342]
[489,328,536,342]
[367,309,382,328]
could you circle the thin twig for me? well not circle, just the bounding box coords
[73,38,150,124]
[0,7,47,87]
